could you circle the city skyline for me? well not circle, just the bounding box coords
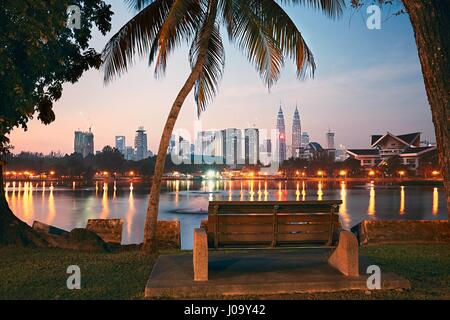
[7,1,435,154]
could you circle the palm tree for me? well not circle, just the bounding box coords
[102,0,345,252]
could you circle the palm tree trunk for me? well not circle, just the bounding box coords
[142,64,204,253]
[402,0,450,218]
[142,0,218,253]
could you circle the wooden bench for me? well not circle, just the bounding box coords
[193,201,359,281]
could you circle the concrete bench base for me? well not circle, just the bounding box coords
[146,250,410,299]
[193,229,360,281]
[328,231,359,276]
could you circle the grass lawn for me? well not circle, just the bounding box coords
[0,244,449,300]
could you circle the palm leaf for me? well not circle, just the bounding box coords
[277,0,345,19]
[102,0,174,83]
[225,0,284,88]
[255,0,317,78]
[151,0,202,77]
[189,22,225,115]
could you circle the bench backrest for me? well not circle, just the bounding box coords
[207,201,342,249]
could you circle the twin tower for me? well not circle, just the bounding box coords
[277,105,301,162]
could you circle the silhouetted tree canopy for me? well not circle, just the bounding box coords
[0,0,113,154]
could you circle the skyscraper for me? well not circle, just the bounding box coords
[292,105,301,157]
[196,130,224,158]
[326,129,335,149]
[244,128,260,165]
[74,128,94,158]
[115,136,126,155]
[301,132,310,148]
[222,128,243,165]
[276,106,286,162]
[134,127,148,161]
[125,146,135,161]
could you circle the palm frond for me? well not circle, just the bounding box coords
[189,22,225,116]
[256,0,317,78]
[277,0,345,19]
[226,0,284,88]
[152,0,202,77]
[102,0,174,83]
[124,0,157,12]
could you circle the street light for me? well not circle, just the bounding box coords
[398,170,405,178]
[368,170,375,177]
[317,170,324,179]
[432,170,439,176]
[339,170,347,179]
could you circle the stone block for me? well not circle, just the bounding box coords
[156,220,181,249]
[328,231,359,277]
[193,228,208,281]
[86,219,123,244]
[32,221,69,236]
[352,220,450,245]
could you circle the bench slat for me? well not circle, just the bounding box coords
[219,233,274,243]
[277,214,339,223]
[277,233,330,242]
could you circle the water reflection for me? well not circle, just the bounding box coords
[126,188,136,242]
[100,186,109,219]
[339,181,350,229]
[368,182,376,216]
[47,186,55,224]
[317,182,323,201]
[433,187,439,215]
[4,180,447,249]
[400,186,405,215]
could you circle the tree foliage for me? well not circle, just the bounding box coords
[0,0,113,154]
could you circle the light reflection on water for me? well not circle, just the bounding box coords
[4,180,447,250]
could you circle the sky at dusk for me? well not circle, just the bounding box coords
[9,0,434,154]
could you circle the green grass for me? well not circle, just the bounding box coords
[0,244,449,300]
[0,247,159,300]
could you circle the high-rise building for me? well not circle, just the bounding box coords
[259,139,272,165]
[276,106,286,163]
[301,132,310,148]
[222,128,243,165]
[179,137,192,162]
[134,127,148,161]
[326,129,335,150]
[74,128,94,158]
[196,130,224,158]
[292,105,301,158]
[125,146,135,161]
[115,136,126,155]
[244,128,259,165]
[168,135,177,154]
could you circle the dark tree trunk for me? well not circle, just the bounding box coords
[0,160,47,246]
[402,0,450,218]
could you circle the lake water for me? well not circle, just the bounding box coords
[4,180,446,249]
